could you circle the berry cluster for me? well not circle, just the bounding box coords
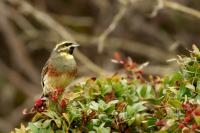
[177,102,200,131]
[112,52,145,82]
[34,98,46,112]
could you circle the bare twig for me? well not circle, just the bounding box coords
[98,1,127,53]
[164,0,200,20]
[75,51,106,74]
[0,2,40,85]
[74,33,176,62]
[151,0,164,17]
[7,0,106,75]
[51,13,94,27]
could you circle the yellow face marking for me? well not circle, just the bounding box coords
[60,52,74,59]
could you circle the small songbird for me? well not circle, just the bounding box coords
[41,41,79,96]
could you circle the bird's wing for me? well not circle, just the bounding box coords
[41,60,49,88]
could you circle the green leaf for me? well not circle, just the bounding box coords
[168,98,182,108]
[28,123,39,133]
[42,119,52,128]
[194,116,200,125]
[186,83,195,91]
[89,101,99,111]
[126,102,146,116]
[177,85,187,99]
[196,80,200,93]
[93,123,110,133]
[137,84,152,99]
[54,119,62,128]
[147,117,157,126]
[42,110,59,119]
[33,120,43,128]
[127,117,135,126]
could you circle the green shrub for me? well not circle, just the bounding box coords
[11,45,200,133]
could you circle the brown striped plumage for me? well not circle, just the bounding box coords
[41,41,79,96]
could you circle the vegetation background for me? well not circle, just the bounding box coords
[0,0,200,132]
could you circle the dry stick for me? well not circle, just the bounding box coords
[164,0,200,20]
[0,2,40,85]
[10,0,106,75]
[10,9,38,38]
[151,0,164,17]
[98,3,127,53]
[51,13,94,27]
[75,33,175,62]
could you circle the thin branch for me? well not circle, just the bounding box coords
[51,13,94,27]
[164,0,200,20]
[151,0,164,17]
[98,2,127,53]
[0,2,40,85]
[75,51,106,74]
[74,33,176,62]
[7,0,106,75]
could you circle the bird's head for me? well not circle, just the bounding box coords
[53,41,79,54]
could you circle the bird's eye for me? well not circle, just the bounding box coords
[64,43,73,47]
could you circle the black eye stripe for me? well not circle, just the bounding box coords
[56,42,73,50]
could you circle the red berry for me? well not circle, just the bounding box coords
[56,87,64,95]
[34,99,43,107]
[178,123,185,129]
[155,119,166,126]
[51,95,58,102]
[182,103,190,111]
[60,99,66,109]
[135,69,144,74]
[183,116,191,123]
[194,111,200,116]
[192,123,198,130]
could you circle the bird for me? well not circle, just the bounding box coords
[41,41,79,96]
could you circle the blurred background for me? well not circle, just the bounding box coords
[0,0,200,132]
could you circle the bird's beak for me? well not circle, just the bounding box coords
[68,43,79,54]
[71,43,80,48]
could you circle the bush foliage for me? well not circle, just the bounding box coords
[11,45,200,133]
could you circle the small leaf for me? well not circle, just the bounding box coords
[28,123,39,133]
[42,119,52,128]
[89,101,99,111]
[186,83,195,91]
[126,102,147,116]
[32,113,43,122]
[168,98,182,108]
[42,110,59,119]
[54,119,62,128]
[127,117,135,126]
[194,116,200,125]
[196,80,200,93]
